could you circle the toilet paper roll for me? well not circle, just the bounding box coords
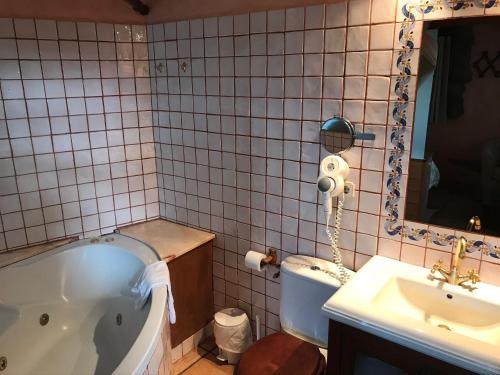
[245,251,267,272]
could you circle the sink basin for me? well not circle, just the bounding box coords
[322,256,500,374]
[373,276,500,346]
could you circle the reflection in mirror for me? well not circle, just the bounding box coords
[406,16,500,236]
[320,117,355,154]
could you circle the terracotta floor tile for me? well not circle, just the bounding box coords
[181,353,235,375]
[173,347,208,375]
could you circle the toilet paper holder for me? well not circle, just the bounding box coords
[260,247,281,279]
[263,248,282,279]
[261,248,278,267]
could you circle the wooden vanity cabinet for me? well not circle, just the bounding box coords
[326,320,477,375]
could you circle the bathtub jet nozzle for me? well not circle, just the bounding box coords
[0,356,7,371]
[40,313,49,326]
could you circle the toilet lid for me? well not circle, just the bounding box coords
[214,308,248,327]
[237,332,325,375]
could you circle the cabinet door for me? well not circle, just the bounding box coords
[169,242,214,347]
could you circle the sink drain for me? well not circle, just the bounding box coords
[0,356,7,371]
[40,313,49,326]
[116,313,122,326]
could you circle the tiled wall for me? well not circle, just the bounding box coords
[0,18,158,250]
[150,0,500,336]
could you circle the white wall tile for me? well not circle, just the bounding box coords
[325,28,346,53]
[348,0,371,26]
[0,40,18,59]
[344,76,366,99]
[285,7,304,31]
[370,23,395,50]
[36,19,58,40]
[14,18,36,38]
[371,0,397,24]
[347,26,369,51]
[325,2,347,28]
[0,18,15,38]
[250,11,267,34]
[57,21,77,40]
[305,5,324,29]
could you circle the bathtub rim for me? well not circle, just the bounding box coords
[1,232,168,375]
[111,233,168,375]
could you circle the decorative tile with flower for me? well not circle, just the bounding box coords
[386,0,500,259]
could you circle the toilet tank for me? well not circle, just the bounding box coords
[280,255,353,348]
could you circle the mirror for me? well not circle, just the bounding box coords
[405,16,500,236]
[320,117,355,154]
[320,117,375,154]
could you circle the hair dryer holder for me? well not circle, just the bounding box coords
[318,155,349,196]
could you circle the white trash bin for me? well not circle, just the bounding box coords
[213,308,253,364]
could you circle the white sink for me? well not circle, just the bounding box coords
[322,256,500,374]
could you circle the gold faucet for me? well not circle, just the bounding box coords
[430,217,481,289]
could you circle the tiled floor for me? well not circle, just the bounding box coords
[173,336,235,375]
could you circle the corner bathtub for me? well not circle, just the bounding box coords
[0,233,168,375]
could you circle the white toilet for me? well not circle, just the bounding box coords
[236,255,355,375]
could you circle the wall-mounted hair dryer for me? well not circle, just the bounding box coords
[317,155,350,217]
[317,154,353,285]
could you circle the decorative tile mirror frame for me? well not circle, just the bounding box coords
[385,0,500,259]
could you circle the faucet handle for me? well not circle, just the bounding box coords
[431,259,443,273]
[467,269,480,284]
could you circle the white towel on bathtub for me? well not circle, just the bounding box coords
[131,261,176,324]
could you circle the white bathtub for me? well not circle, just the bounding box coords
[0,233,168,375]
